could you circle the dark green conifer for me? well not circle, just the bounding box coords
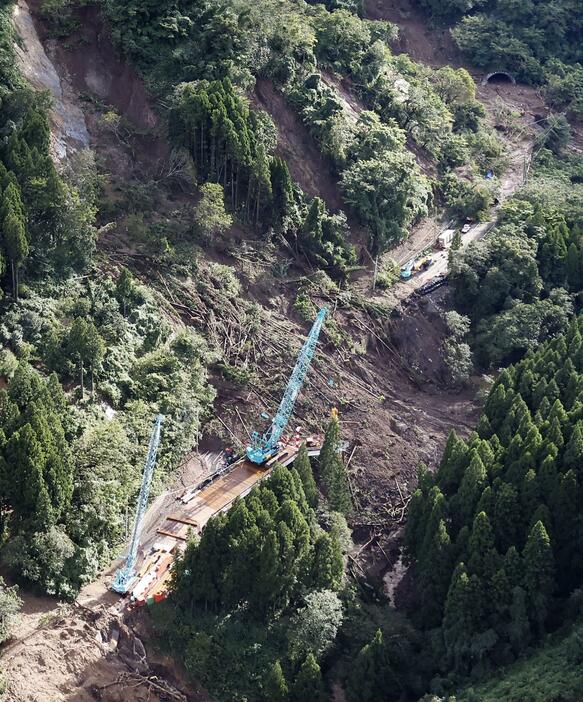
[520,469,540,526]
[0,181,28,299]
[528,503,552,537]
[437,430,468,493]
[532,377,549,408]
[504,546,523,589]
[115,267,136,316]
[294,444,317,507]
[346,629,399,702]
[319,414,340,485]
[319,416,351,514]
[476,414,493,439]
[468,511,500,579]
[270,157,295,225]
[327,460,352,515]
[522,521,555,632]
[493,482,520,553]
[291,653,327,702]
[484,384,507,430]
[263,660,289,702]
[476,485,494,515]
[311,532,343,590]
[453,524,471,564]
[455,450,487,525]
[563,421,583,474]
[536,396,551,421]
[418,518,453,626]
[443,563,477,674]
[508,586,531,653]
[545,378,561,406]
[518,368,536,407]
[5,424,52,526]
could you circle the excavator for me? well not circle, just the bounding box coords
[400,255,434,280]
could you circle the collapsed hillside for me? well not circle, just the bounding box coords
[13,0,484,493]
[2,0,574,700]
[0,3,486,698]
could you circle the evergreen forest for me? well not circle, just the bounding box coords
[0,0,581,699]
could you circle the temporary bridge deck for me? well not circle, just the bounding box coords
[127,443,321,606]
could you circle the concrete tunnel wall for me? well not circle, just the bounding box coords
[482,71,517,85]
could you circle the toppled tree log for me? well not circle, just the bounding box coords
[98,672,187,701]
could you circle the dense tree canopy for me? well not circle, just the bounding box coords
[405,316,583,678]
[172,464,344,617]
[104,0,499,262]
[450,188,583,366]
[420,0,583,116]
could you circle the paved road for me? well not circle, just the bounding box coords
[394,220,494,297]
[419,221,493,282]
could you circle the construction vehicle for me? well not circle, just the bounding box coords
[415,256,434,272]
[400,255,434,280]
[246,308,328,465]
[437,229,456,249]
[112,414,164,594]
[400,258,415,280]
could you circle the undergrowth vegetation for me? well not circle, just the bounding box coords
[449,147,583,367]
[102,0,502,259]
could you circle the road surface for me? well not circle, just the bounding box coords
[391,219,494,298]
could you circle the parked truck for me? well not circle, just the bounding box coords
[437,229,456,249]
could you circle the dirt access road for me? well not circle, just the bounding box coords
[359,0,547,299]
[395,114,537,295]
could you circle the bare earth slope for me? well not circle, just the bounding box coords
[0,1,542,699]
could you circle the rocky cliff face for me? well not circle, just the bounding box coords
[13,0,90,161]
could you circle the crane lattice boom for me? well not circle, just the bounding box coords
[247,308,328,464]
[111,413,164,594]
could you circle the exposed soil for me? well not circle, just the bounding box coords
[25,0,170,183]
[253,78,344,212]
[321,71,362,123]
[4,0,517,697]
[13,0,90,162]
[1,593,211,702]
[199,281,481,523]
[27,1,158,132]
[364,0,462,69]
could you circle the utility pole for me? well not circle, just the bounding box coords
[372,254,379,290]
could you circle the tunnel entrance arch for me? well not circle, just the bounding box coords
[482,71,516,85]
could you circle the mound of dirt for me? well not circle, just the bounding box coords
[2,602,207,702]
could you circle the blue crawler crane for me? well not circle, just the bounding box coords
[246,308,328,465]
[112,414,164,594]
